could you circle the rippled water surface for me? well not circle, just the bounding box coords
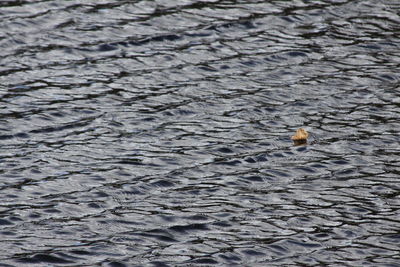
[1,0,400,266]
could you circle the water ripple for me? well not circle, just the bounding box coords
[1,0,400,266]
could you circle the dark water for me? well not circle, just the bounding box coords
[1,0,400,266]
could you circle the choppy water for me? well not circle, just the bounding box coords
[1,0,400,266]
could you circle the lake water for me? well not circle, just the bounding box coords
[0,1,399,266]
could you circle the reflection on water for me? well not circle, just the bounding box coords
[0,0,399,266]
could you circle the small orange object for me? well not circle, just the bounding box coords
[291,128,309,141]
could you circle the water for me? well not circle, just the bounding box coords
[0,0,399,266]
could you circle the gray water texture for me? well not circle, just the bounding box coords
[0,0,400,266]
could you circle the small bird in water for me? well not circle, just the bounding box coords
[291,128,309,144]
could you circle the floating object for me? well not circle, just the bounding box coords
[291,128,309,143]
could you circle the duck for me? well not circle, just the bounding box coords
[291,128,309,143]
